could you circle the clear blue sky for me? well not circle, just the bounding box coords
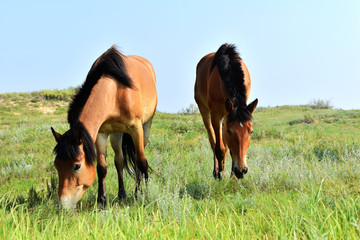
[1,1,359,112]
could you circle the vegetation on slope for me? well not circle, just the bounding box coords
[0,91,359,239]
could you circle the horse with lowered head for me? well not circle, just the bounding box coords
[51,46,157,209]
[194,43,258,179]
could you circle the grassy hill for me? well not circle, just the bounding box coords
[0,90,359,239]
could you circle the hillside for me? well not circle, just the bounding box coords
[0,90,359,239]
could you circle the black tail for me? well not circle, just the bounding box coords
[210,43,247,108]
[121,129,153,177]
[122,133,136,177]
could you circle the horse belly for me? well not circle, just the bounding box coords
[98,119,134,135]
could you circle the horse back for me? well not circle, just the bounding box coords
[119,55,157,122]
[87,55,157,132]
[195,52,251,114]
[194,53,226,114]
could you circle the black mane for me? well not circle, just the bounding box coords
[68,45,132,125]
[227,106,253,123]
[211,43,252,122]
[53,122,96,163]
[54,46,132,163]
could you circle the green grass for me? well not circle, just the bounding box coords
[0,91,359,239]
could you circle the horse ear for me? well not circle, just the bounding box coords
[225,98,234,113]
[51,127,61,142]
[247,98,258,114]
[76,127,85,145]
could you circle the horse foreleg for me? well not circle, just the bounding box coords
[211,114,226,179]
[95,133,108,209]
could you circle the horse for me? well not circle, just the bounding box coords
[51,46,157,209]
[194,43,258,179]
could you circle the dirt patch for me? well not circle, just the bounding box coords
[0,99,18,106]
[38,106,56,114]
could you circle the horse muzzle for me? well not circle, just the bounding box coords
[232,166,248,179]
[58,185,85,209]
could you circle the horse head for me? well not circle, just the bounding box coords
[51,123,96,209]
[224,98,258,179]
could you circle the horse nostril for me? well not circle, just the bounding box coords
[233,167,244,179]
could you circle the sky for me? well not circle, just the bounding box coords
[0,1,359,112]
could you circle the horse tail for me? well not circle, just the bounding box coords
[122,133,136,176]
[210,43,247,107]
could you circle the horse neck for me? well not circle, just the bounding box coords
[78,77,118,141]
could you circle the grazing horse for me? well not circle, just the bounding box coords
[194,43,258,179]
[51,46,157,209]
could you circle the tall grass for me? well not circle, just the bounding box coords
[0,93,359,239]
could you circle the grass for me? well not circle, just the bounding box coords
[0,91,359,239]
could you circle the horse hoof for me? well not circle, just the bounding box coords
[213,171,222,180]
[118,191,127,200]
[97,201,105,210]
[213,171,218,179]
[97,196,107,209]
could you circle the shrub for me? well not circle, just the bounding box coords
[304,114,315,124]
[32,89,75,101]
[308,99,333,109]
[179,104,199,114]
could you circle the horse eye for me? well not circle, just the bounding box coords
[73,164,81,172]
[227,129,232,135]
[250,130,254,135]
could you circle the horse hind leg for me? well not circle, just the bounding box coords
[143,115,154,148]
[197,102,220,179]
[130,121,150,195]
[136,115,155,178]
[110,133,126,199]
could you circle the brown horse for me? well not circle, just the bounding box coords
[51,46,157,209]
[194,43,258,179]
